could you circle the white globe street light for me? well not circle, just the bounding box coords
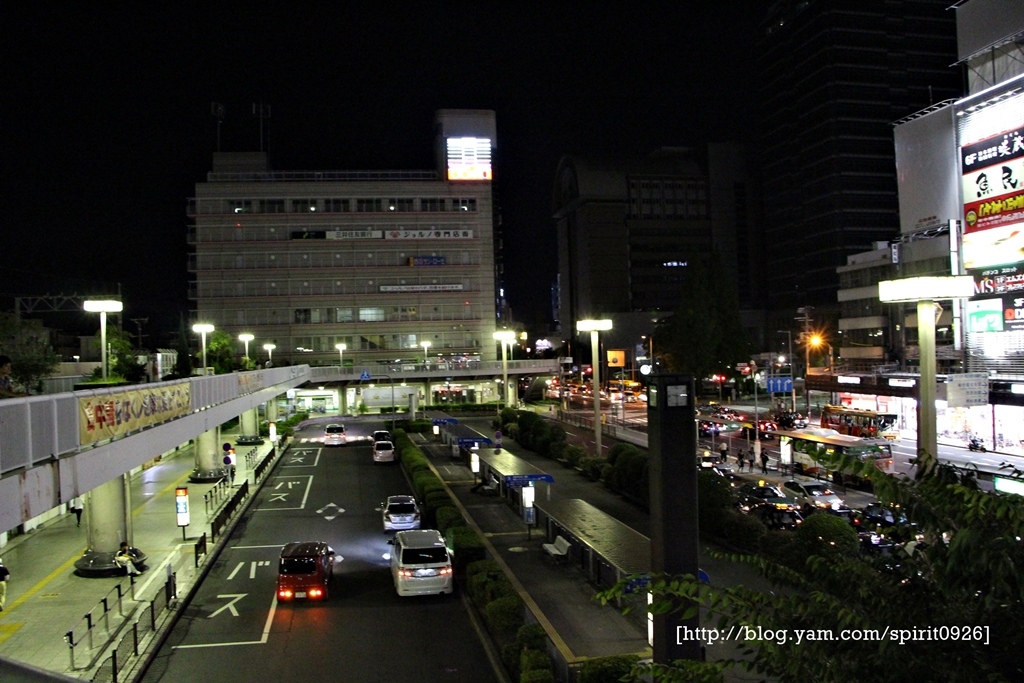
[84,300,123,380]
[263,343,276,367]
[420,340,432,364]
[335,342,347,370]
[577,319,613,458]
[192,323,215,375]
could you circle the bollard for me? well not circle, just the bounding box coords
[116,583,125,616]
[65,630,75,670]
[101,597,111,633]
[86,613,95,651]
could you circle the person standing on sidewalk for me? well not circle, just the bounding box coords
[69,496,84,526]
[0,558,9,610]
[760,450,769,474]
[718,439,728,463]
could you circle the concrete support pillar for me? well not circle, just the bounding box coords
[241,408,258,437]
[74,475,146,576]
[189,426,227,482]
[266,398,279,422]
[339,388,348,416]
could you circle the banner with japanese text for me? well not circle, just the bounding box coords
[78,384,191,446]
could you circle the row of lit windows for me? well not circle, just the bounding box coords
[214,197,478,214]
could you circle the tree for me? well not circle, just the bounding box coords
[106,326,146,383]
[598,452,1024,682]
[656,256,749,388]
[206,330,235,374]
[0,313,61,394]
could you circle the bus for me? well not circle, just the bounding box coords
[777,427,895,489]
[820,404,900,442]
[607,379,643,401]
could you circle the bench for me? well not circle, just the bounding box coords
[542,535,571,560]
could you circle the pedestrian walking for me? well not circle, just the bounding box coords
[69,496,84,527]
[736,448,745,471]
[718,440,729,463]
[0,558,9,611]
[747,451,756,473]
[760,450,769,474]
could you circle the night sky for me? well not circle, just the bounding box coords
[4,4,762,344]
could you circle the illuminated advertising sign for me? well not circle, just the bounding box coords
[409,256,447,266]
[969,263,1024,332]
[959,97,1024,270]
[446,137,492,180]
[385,229,474,240]
[175,487,190,527]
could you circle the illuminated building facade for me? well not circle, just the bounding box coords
[187,109,500,368]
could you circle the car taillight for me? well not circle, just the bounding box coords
[439,566,453,576]
[308,588,323,598]
[398,569,414,577]
[279,589,293,599]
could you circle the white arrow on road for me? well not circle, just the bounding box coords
[316,502,345,520]
[209,594,246,618]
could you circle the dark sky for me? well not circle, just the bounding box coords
[4,4,762,344]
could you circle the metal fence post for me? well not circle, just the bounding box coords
[65,630,75,671]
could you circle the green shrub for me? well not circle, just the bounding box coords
[469,571,517,608]
[403,419,432,433]
[516,412,542,448]
[499,406,518,427]
[578,654,641,683]
[447,526,486,572]
[529,420,554,456]
[792,511,860,562]
[697,470,737,538]
[506,423,520,442]
[485,595,525,641]
[724,509,767,552]
[436,506,464,534]
[515,623,548,653]
[578,457,605,481]
[466,559,502,579]
[412,471,442,500]
[606,442,637,467]
[547,440,568,462]
[501,642,522,680]
[520,649,552,674]
[563,444,587,468]
[520,671,555,683]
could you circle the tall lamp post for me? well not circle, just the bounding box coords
[335,342,347,370]
[239,333,254,363]
[493,330,516,408]
[420,340,432,364]
[578,319,613,458]
[192,323,215,375]
[879,276,974,475]
[84,300,123,380]
[263,343,276,367]
[777,329,795,411]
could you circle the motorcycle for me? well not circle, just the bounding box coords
[968,437,987,453]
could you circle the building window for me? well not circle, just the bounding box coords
[420,198,446,212]
[335,307,353,322]
[454,198,477,212]
[294,308,312,324]
[359,307,385,322]
[357,198,383,212]
[291,199,316,212]
[228,200,253,213]
[325,198,350,212]
[262,199,285,213]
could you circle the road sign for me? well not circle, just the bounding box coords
[504,474,555,487]
[359,369,371,381]
[766,376,793,393]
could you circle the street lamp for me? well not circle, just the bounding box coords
[335,342,347,370]
[239,333,254,362]
[879,276,974,475]
[192,323,215,375]
[776,329,796,411]
[493,330,516,408]
[84,300,123,380]
[420,340,432,364]
[577,319,613,458]
[263,343,276,367]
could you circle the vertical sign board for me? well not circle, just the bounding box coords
[647,374,700,664]
[947,373,989,408]
[175,487,190,527]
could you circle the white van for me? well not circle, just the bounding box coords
[389,529,453,597]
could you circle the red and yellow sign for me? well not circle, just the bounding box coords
[78,384,191,446]
[607,350,626,367]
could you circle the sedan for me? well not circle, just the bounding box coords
[382,495,421,531]
[781,480,845,511]
[736,483,799,511]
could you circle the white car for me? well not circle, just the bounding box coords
[373,440,395,463]
[382,495,421,531]
[389,529,453,597]
[781,480,844,510]
[323,424,347,446]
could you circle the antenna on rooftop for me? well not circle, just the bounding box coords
[252,101,271,152]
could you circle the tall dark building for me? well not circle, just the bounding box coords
[758,0,961,315]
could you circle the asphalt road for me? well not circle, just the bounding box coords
[140,422,499,683]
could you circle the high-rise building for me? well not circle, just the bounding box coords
[758,0,961,315]
[187,110,501,368]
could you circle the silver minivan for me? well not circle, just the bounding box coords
[323,424,347,446]
[389,529,453,597]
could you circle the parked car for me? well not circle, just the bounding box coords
[372,430,392,443]
[323,424,347,446]
[382,495,421,531]
[736,483,799,512]
[276,541,335,601]
[745,500,805,530]
[781,479,845,511]
[776,411,809,430]
[859,502,907,529]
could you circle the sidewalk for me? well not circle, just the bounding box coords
[0,434,277,682]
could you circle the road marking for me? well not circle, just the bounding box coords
[208,593,246,618]
[316,502,345,520]
[227,562,245,580]
[174,596,278,649]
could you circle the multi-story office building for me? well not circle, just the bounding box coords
[552,144,760,350]
[758,0,961,316]
[188,109,500,376]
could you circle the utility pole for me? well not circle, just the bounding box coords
[131,318,148,349]
[796,307,815,414]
